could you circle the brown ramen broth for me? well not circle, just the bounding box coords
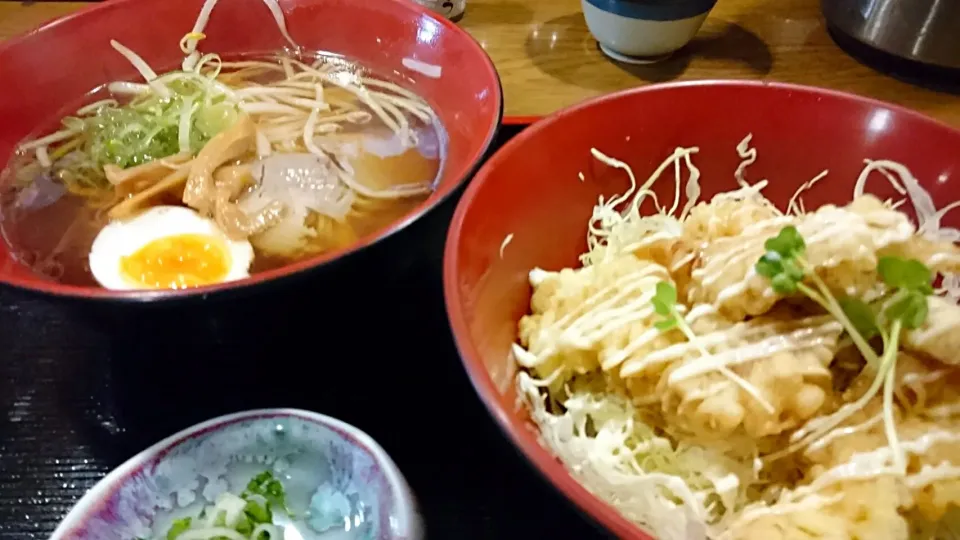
[0,51,443,289]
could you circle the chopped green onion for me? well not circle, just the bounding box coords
[166,517,191,540]
[243,499,272,524]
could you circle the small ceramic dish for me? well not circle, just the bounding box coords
[581,0,718,64]
[51,409,421,540]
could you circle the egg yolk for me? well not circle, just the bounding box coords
[119,234,232,289]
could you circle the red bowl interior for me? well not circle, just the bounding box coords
[443,81,960,539]
[0,0,501,301]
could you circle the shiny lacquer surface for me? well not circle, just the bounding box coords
[0,0,501,302]
[444,81,960,539]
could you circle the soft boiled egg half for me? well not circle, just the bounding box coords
[89,206,255,291]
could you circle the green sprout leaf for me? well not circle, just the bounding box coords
[876,256,933,330]
[651,281,681,331]
[770,273,798,295]
[756,253,805,294]
[900,293,929,330]
[652,281,677,316]
[750,235,934,468]
[755,251,784,279]
[784,263,804,282]
[839,297,879,340]
[763,225,806,258]
[654,319,677,331]
[878,256,934,295]
[884,289,930,330]
[756,227,809,295]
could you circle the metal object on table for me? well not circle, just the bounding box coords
[822,0,960,69]
[411,0,466,20]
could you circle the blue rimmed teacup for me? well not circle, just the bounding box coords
[582,0,719,63]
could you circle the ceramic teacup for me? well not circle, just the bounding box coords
[582,0,718,63]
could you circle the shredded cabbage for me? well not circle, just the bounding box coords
[582,147,697,266]
[519,373,755,539]
[516,134,960,540]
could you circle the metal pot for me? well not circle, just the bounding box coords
[822,0,960,70]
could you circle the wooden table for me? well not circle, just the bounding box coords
[2,0,959,124]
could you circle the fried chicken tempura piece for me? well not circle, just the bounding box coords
[517,255,673,389]
[726,389,960,540]
[672,196,780,304]
[902,296,960,367]
[723,478,909,540]
[804,413,960,525]
[687,195,914,321]
[683,195,780,244]
[650,310,842,440]
[798,361,960,527]
[881,233,960,276]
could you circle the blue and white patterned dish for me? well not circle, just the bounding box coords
[50,409,422,540]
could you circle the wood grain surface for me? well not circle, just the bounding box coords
[1,0,958,123]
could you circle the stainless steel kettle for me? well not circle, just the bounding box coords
[822,0,960,70]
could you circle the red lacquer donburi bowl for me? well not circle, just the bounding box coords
[0,0,501,303]
[443,81,960,538]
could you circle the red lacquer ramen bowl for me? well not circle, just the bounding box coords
[443,81,960,538]
[0,0,501,303]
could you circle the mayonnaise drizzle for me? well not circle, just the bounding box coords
[527,263,668,364]
[906,461,960,489]
[721,493,843,538]
[515,136,960,540]
[693,204,914,306]
[792,429,960,500]
[924,402,960,419]
[620,316,840,380]
[806,412,883,454]
[667,321,841,383]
